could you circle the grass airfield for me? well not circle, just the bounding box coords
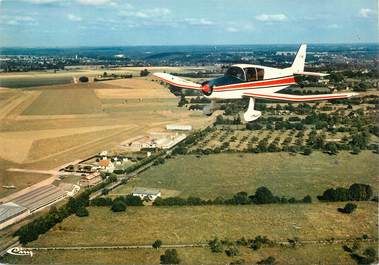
[0,69,213,199]
[113,152,379,199]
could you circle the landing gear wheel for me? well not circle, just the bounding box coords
[242,97,262,122]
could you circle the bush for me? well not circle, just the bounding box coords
[90,197,113,206]
[257,256,276,265]
[160,249,180,264]
[302,195,312,203]
[152,239,162,249]
[111,201,126,212]
[225,246,239,257]
[317,183,373,202]
[75,207,89,217]
[338,203,357,214]
[209,237,223,253]
[303,147,312,155]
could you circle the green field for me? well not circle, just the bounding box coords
[29,203,377,247]
[0,76,73,88]
[3,203,376,264]
[3,242,376,265]
[22,88,103,115]
[112,152,379,199]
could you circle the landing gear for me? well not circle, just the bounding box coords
[203,100,218,116]
[243,97,261,122]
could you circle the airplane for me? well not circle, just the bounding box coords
[153,44,358,122]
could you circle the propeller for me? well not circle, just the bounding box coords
[201,81,213,96]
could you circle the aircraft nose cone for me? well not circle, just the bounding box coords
[202,83,211,93]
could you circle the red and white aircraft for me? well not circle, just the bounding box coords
[153,44,357,122]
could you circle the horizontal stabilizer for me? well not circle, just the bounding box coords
[153,72,202,90]
[294,71,329,77]
[243,92,358,102]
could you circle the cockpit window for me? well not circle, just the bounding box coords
[246,68,257,81]
[245,67,264,81]
[225,67,245,81]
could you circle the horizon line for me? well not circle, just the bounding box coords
[1,42,378,50]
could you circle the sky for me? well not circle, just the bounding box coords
[0,0,377,47]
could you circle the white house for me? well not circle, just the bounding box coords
[132,187,161,201]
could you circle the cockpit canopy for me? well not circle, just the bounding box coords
[225,66,265,82]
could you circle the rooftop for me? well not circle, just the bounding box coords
[0,202,28,224]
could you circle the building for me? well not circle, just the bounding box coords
[79,172,102,188]
[166,124,192,131]
[13,185,67,213]
[120,133,186,151]
[132,187,161,201]
[98,159,115,173]
[0,202,30,230]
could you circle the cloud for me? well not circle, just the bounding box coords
[226,26,239,32]
[20,0,62,3]
[359,8,376,17]
[326,24,340,29]
[255,13,287,22]
[135,8,170,18]
[67,13,82,21]
[0,15,37,26]
[76,0,115,5]
[184,18,214,25]
[121,8,170,18]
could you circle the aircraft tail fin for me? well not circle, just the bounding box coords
[291,44,307,73]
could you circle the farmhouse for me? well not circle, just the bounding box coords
[120,133,186,151]
[0,202,30,230]
[132,187,161,201]
[98,159,115,173]
[166,124,192,131]
[79,172,102,188]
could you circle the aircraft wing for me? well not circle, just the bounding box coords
[293,71,329,77]
[243,91,358,102]
[153,72,203,90]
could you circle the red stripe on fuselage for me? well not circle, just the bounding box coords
[244,93,348,101]
[214,76,296,91]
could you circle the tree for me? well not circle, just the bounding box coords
[232,192,250,205]
[303,147,312,156]
[324,142,338,155]
[152,239,162,249]
[250,186,276,204]
[111,201,126,212]
[225,246,239,257]
[101,188,109,195]
[338,203,357,214]
[140,69,150,77]
[348,183,372,201]
[75,207,89,217]
[302,195,312,203]
[209,237,223,253]
[257,256,276,265]
[160,249,180,264]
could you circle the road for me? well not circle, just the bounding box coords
[22,238,378,252]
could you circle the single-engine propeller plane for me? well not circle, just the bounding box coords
[153,44,358,122]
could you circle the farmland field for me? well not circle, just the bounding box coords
[113,151,379,199]
[29,203,378,247]
[2,242,376,265]
[2,203,375,264]
[0,70,213,199]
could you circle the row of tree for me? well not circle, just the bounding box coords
[153,187,312,206]
[317,183,373,202]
